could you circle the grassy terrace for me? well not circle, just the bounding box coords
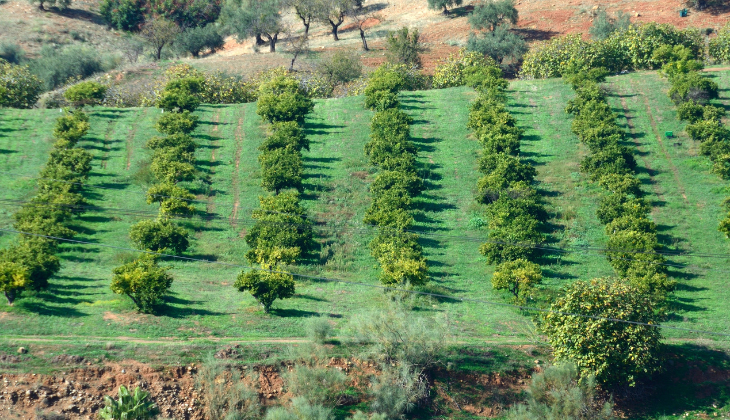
[0,72,729,356]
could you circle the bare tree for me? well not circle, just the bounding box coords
[140,18,181,60]
[287,34,310,71]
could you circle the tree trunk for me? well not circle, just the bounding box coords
[155,45,163,61]
[443,5,449,15]
[38,0,45,10]
[256,33,266,46]
[269,33,278,53]
[360,28,369,51]
[329,19,340,41]
[5,290,15,306]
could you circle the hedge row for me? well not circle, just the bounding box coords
[466,65,544,304]
[0,109,93,305]
[656,46,730,239]
[234,74,316,313]
[521,23,703,79]
[564,68,674,297]
[363,66,429,288]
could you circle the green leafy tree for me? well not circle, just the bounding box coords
[155,111,200,135]
[256,75,314,123]
[710,22,730,63]
[386,27,425,68]
[260,121,310,152]
[147,133,197,153]
[0,43,25,65]
[364,190,414,230]
[245,192,315,265]
[52,109,90,146]
[223,0,284,52]
[98,385,159,420]
[157,77,204,112]
[285,0,318,36]
[370,170,424,198]
[508,363,616,420]
[315,0,355,41]
[0,262,30,305]
[492,259,542,304]
[541,277,663,387]
[589,9,631,41]
[176,24,225,58]
[469,0,518,32]
[0,60,42,109]
[63,81,107,107]
[467,25,527,65]
[129,218,190,254]
[111,254,173,313]
[316,50,363,86]
[146,183,196,216]
[370,238,429,287]
[0,238,60,292]
[99,0,147,31]
[140,18,181,60]
[13,205,77,240]
[427,0,463,15]
[259,147,304,194]
[151,147,196,183]
[235,263,295,313]
[668,71,719,105]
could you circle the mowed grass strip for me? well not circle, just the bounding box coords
[1,76,729,345]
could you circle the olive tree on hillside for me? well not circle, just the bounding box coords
[467,0,526,65]
[141,18,181,60]
[315,0,356,41]
[223,0,285,52]
[427,0,462,15]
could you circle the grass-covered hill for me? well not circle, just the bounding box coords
[1,69,729,355]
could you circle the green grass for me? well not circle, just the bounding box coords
[0,73,728,356]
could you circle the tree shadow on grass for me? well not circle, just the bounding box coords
[304,121,345,136]
[294,293,329,302]
[271,308,321,318]
[0,149,17,154]
[16,299,87,317]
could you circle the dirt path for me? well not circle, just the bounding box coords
[99,118,118,170]
[125,109,147,171]
[1,335,307,345]
[230,111,245,225]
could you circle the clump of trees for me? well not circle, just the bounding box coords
[465,62,545,304]
[235,73,315,313]
[0,109,93,304]
[363,65,429,289]
[466,0,527,67]
[564,65,674,297]
[0,59,43,109]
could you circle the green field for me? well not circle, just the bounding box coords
[1,70,729,354]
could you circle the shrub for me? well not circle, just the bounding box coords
[492,259,542,304]
[385,27,424,68]
[306,316,333,344]
[480,219,544,264]
[196,357,261,420]
[150,147,196,183]
[265,397,333,420]
[53,109,91,146]
[257,75,314,123]
[596,193,649,225]
[364,66,406,109]
[597,173,642,196]
[427,0,463,14]
[148,0,222,29]
[110,254,173,313]
[363,190,414,230]
[371,238,429,287]
[0,43,25,64]
[99,0,146,30]
[370,170,423,198]
[147,133,197,153]
[146,183,196,216]
[234,268,295,313]
[0,262,30,305]
[668,71,719,105]
[579,145,637,181]
[316,50,363,86]
[155,110,200,135]
[284,365,347,406]
[541,277,663,387]
[0,60,43,108]
[129,218,190,254]
[63,81,107,107]
[589,9,631,41]
[98,385,159,420]
[476,153,536,203]
[433,48,497,89]
[369,364,428,419]
[31,45,108,91]
[466,25,528,66]
[364,90,400,111]
[0,238,60,291]
[508,363,616,420]
[157,77,204,112]
[259,147,304,194]
[259,121,309,152]
[176,24,225,58]
[710,22,730,63]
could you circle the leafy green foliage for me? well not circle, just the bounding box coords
[98,385,159,420]
[155,110,199,135]
[710,22,730,63]
[256,75,314,124]
[147,133,197,153]
[427,0,463,14]
[265,397,333,420]
[63,81,107,107]
[469,0,518,31]
[541,278,663,387]
[467,25,527,65]
[0,43,25,65]
[129,218,190,254]
[141,18,181,60]
[176,24,225,58]
[53,109,91,146]
[589,9,631,41]
[151,146,197,183]
[196,357,261,420]
[234,267,295,313]
[0,59,43,109]
[146,183,196,216]
[244,193,314,265]
[0,262,30,305]
[99,0,146,31]
[316,50,363,86]
[30,45,107,91]
[492,258,542,304]
[508,363,616,420]
[110,254,173,313]
[0,238,60,292]
[284,364,347,406]
[259,147,304,194]
[433,48,498,89]
[260,121,310,152]
[385,27,425,68]
[369,364,428,420]
[667,71,719,105]
[157,77,204,112]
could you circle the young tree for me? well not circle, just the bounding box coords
[286,0,318,36]
[286,34,310,71]
[386,27,425,68]
[129,218,190,254]
[508,363,616,420]
[223,0,284,52]
[99,0,146,31]
[0,262,30,305]
[427,0,462,15]
[155,111,200,135]
[234,264,295,313]
[466,25,527,65]
[259,147,304,194]
[259,121,310,152]
[491,258,542,304]
[316,50,363,85]
[111,254,173,313]
[141,18,181,60]
[146,183,197,216]
[541,277,663,387]
[0,60,43,109]
[0,238,60,292]
[63,81,107,107]
[157,77,204,112]
[349,2,382,51]
[256,75,314,123]
[315,0,354,41]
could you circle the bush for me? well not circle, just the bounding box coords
[386,27,424,68]
[589,9,631,41]
[234,268,295,313]
[146,183,196,216]
[363,190,414,229]
[99,0,146,30]
[176,24,225,58]
[317,50,363,86]
[0,238,60,291]
[265,397,333,420]
[259,121,309,152]
[129,218,190,254]
[284,365,347,406]
[157,77,204,112]
[53,109,91,146]
[0,60,43,108]
[31,45,108,91]
[147,133,197,153]
[596,193,649,225]
[306,316,333,344]
[98,385,159,420]
[63,81,107,107]
[0,262,30,305]
[364,90,399,111]
[155,110,199,135]
[541,277,663,387]
[476,153,536,203]
[492,259,542,304]
[370,238,429,287]
[150,147,196,183]
[467,25,528,66]
[369,364,428,419]
[258,147,304,194]
[110,254,173,313]
[433,48,497,89]
[668,71,719,105]
[370,170,424,198]
[508,363,616,420]
[710,22,730,63]
[196,357,261,420]
[257,75,314,124]
[480,218,544,264]
[0,43,25,64]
